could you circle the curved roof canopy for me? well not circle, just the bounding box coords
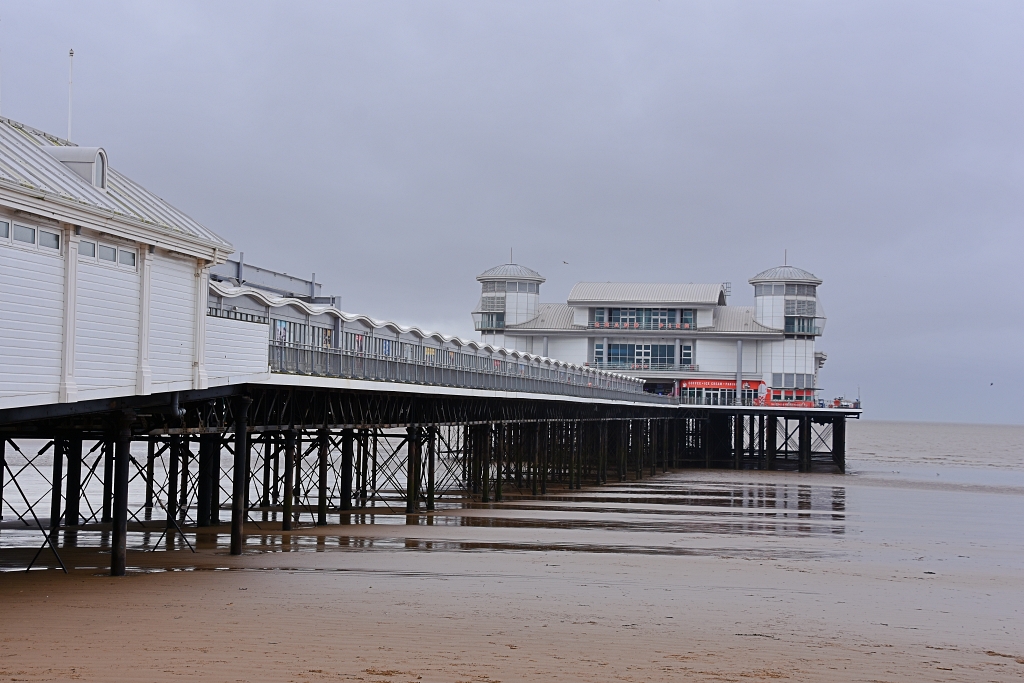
[748,266,822,285]
[476,263,545,282]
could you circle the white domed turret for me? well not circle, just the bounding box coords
[472,263,545,346]
[749,265,825,334]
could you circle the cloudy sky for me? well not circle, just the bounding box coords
[2,1,1021,423]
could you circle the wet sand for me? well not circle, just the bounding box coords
[2,424,1024,682]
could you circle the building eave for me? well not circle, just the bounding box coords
[0,182,231,263]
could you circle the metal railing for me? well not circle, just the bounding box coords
[268,341,670,403]
[588,321,697,331]
[590,362,699,372]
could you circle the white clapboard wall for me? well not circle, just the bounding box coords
[75,259,140,397]
[149,251,197,391]
[0,242,65,407]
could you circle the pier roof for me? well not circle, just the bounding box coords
[748,266,822,285]
[477,263,545,281]
[567,282,726,307]
[506,304,581,331]
[0,117,231,255]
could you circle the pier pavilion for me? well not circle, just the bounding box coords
[0,116,859,576]
[474,263,841,407]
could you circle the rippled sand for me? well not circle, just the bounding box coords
[1,421,1023,682]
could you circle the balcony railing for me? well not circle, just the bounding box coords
[268,341,669,403]
[588,321,697,331]
[590,362,699,372]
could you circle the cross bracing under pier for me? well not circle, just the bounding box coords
[0,379,858,577]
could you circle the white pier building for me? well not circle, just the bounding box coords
[473,263,829,405]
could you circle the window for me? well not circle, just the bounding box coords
[118,248,136,267]
[772,373,815,389]
[681,344,693,366]
[39,230,60,250]
[98,244,117,262]
[593,308,605,324]
[651,345,675,366]
[785,284,816,296]
[784,299,816,316]
[0,220,8,239]
[80,240,96,257]
[680,309,694,329]
[13,224,35,244]
[594,343,604,364]
[785,316,817,334]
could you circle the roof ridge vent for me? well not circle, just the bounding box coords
[41,145,108,190]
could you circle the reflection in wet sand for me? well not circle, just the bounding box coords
[1,474,845,571]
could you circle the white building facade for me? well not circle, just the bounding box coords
[473,263,829,406]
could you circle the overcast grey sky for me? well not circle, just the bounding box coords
[2,1,1021,424]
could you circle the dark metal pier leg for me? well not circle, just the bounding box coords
[341,428,353,512]
[230,397,251,556]
[733,414,743,470]
[799,416,812,473]
[766,416,777,470]
[758,415,765,469]
[495,424,504,502]
[426,426,436,511]
[317,429,328,526]
[832,416,846,473]
[65,437,83,528]
[49,439,64,544]
[0,438,5,523]
[144,438,155,521]
[166,437,180,533]
[101,439,113,523]
[406,426,419,513]
[211,436,222,524]
[197,434,213,527]
[481,425,490,503]
[261,436,272,522]
[111,415,132,576]
[541,423,548,495]
[282,431,295,531]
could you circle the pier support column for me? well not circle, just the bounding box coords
[101,439,113,523]
[211,436,222,524]
[426,426,436,511]
[481,425,491,504]
[798,416,812,473]
[766,416,777,470]
[316,430,328,525]
[733,414,743,470]
[230,397,251,556]
[143,438,155,521]
[341,428,354,511]
[406,426,420,513]
[495,424,504,502]
[166,437,180,533]
[64,436,83,528]
[282,431,296,531]
[197,434,214,527]
[832,416,846,473]
[111,413,132,576]
[49,439,64,544]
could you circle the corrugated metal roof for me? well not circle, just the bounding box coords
[0,117,231,249]
[506,304,580,331]
[710,306,780,334]
[476,263,545,281]
[567,282,724,306]
[748,265,821,284]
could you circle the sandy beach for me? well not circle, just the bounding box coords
[2,421,1023,682]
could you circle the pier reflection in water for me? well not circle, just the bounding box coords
[0,473,845,571]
